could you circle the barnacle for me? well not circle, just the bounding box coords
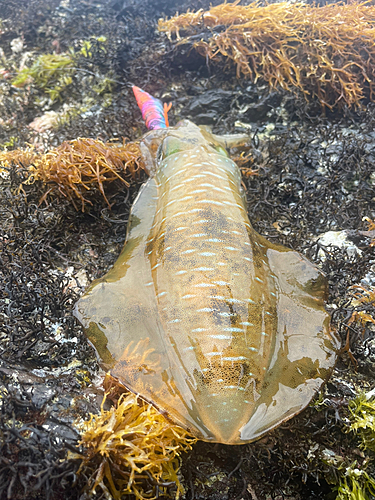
[72,378,197,500]
[159,1,375,109]
[0,139,146,211]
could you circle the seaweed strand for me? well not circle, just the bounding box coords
[159,1,375,109]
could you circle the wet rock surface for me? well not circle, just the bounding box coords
[0,0,375,499]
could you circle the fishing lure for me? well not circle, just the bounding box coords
[132,86,171,130]
[75,89,339,444]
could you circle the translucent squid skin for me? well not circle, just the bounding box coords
[75,120,340,444]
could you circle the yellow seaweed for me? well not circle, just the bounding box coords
[73,376,196,500]
[0,139,145,211]
[159,2,375,109]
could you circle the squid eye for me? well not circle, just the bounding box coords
[214,144,228,157]
[162,137,182,159]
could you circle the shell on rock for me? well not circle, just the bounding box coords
[75,120,339,444]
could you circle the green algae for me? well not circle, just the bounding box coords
[12,53,74,102]
[11,36,112,104]
[332,392,375,500]
[348,392,375,453]
[336,466,375,500]
[12,53,73,87]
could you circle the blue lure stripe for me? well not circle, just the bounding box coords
[133,86,170,130]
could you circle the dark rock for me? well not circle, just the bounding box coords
[185,89,233,124]
[236,90,283,122]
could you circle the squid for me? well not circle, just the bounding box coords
[74,87,339,444]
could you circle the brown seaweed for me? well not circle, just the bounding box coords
[159,1,375,109]
[0,139,145,211]
[74,377,196,500]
